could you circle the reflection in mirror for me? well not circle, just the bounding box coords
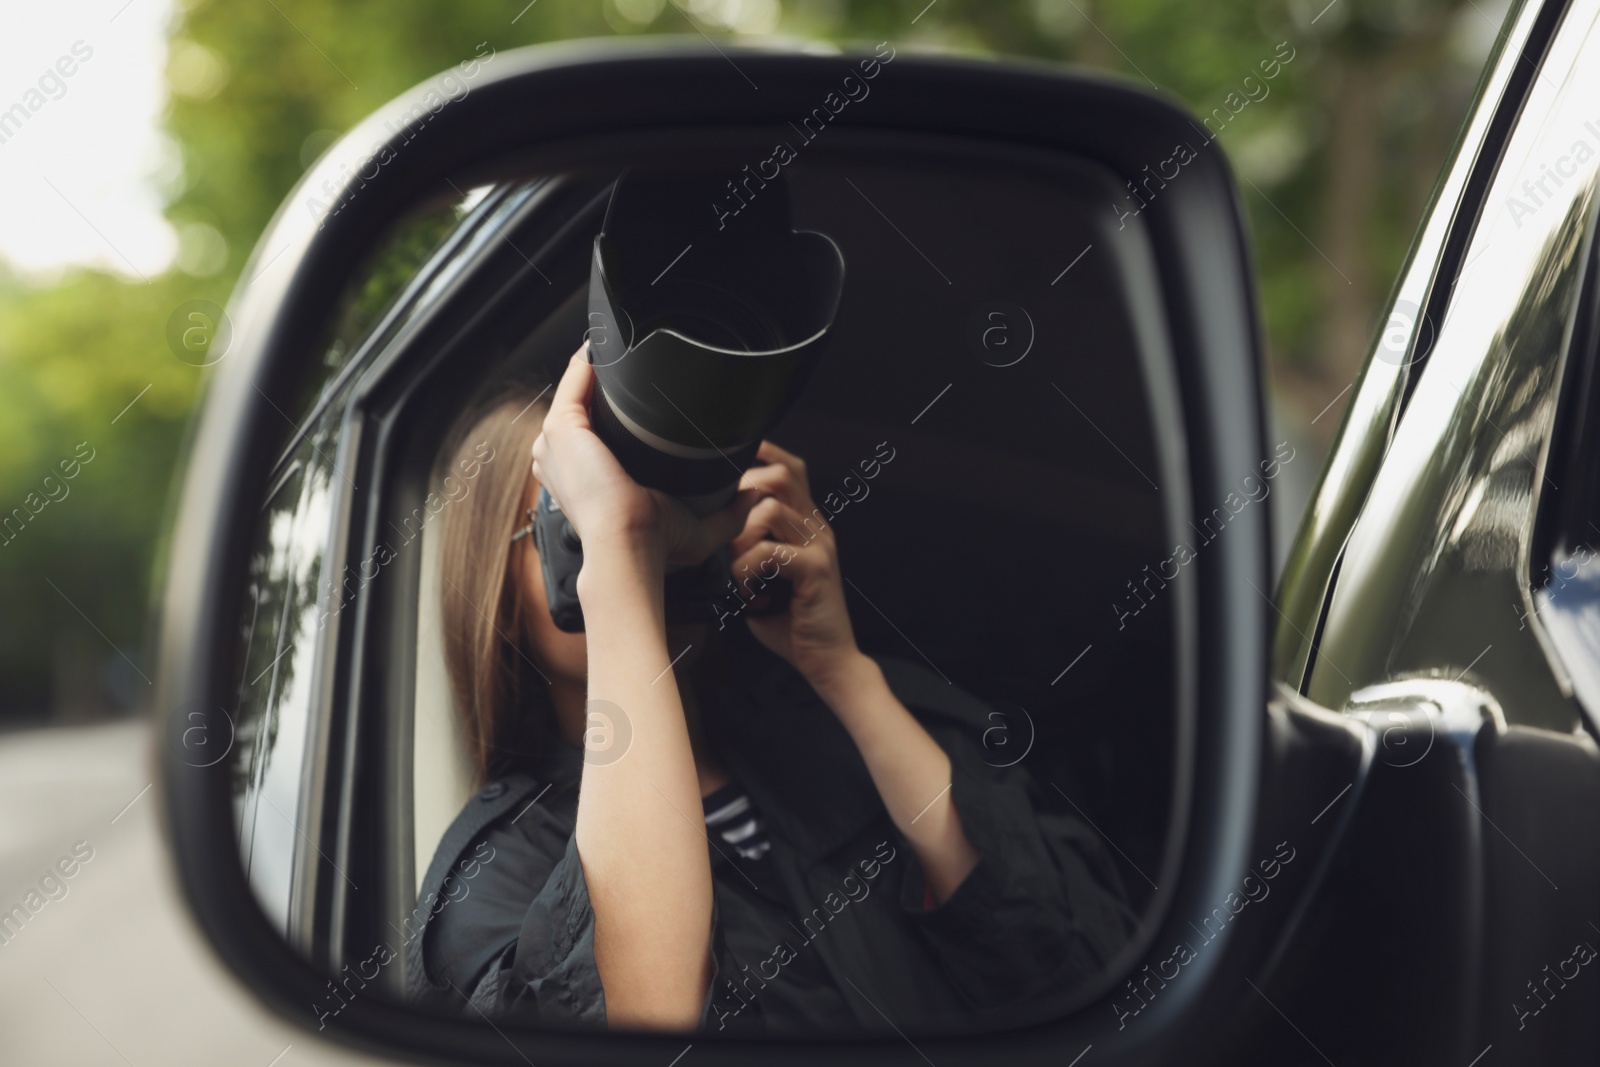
[228,132,1192,1041]
[230,187,491,950]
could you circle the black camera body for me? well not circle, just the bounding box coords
[536,167,845,632]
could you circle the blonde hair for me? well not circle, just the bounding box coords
[436,382,551,787]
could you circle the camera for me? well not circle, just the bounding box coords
[535,166,846,631]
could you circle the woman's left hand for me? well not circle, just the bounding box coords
[734,445,981,904]
[728,441,862,688]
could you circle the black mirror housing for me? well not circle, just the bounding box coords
[155,36,1272,1066]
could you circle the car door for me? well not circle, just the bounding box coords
[1262,0,1600,1061]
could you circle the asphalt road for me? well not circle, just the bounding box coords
[0,720,392,1066]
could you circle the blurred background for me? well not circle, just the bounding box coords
[0,0,1509,1060]
[0,0,1512,731]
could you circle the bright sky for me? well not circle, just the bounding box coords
[0,0,176,282]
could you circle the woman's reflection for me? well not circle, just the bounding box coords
[406,349,1136,1034]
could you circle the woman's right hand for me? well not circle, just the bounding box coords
[530,344,759,574]
[541,350,728,1030]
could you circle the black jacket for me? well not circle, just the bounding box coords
[406,627,1136,1034]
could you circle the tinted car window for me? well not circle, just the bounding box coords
[230,188,493,945]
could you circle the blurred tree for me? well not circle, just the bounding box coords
[0,0,1503,722]
[0,267,205,721]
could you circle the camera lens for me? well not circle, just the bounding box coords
[585,166,844,506]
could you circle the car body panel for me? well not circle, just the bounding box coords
[1257,1,1600,1062]
[1307,0,1600,727]
[1271,0,1562,692]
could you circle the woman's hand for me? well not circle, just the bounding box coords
[729,441,865,689]
[531,346,759,576]
[734,443,981,904]
[539,346,734,1029]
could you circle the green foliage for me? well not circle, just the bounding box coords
[0,0,1498,719]
[0,268,209,718]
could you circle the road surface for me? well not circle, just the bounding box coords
[0,719,392,1066]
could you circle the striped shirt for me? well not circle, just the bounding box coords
[702,781,771,861]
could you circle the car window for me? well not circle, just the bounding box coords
[1527,13,1600,734]
[230,187,493,944]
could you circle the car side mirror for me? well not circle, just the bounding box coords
[154,37,1285,1066]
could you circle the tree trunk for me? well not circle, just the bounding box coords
[1317,53,1382,397]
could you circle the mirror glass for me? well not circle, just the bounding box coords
[224,126,1193,1041]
